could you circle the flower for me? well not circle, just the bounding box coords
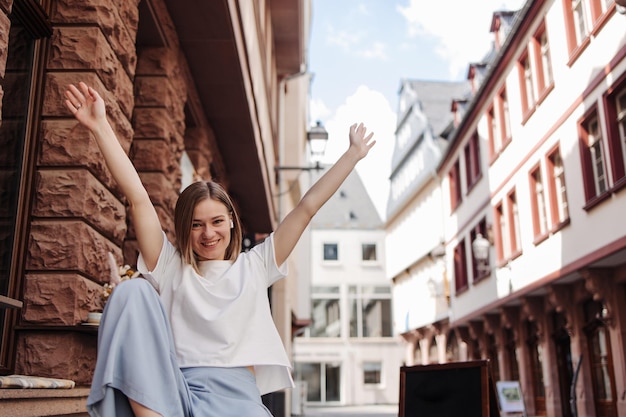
[102,252,140,303]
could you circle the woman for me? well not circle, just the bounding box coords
[64,82,374,417]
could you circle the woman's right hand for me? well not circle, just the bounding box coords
[64,82,107,131]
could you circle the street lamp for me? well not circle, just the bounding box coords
[276,121,329,171]
[472,233,491,273]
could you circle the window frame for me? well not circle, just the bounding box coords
[603,73,626,192]
[363,361,382,385]
[361,243,378,263]
[464,132,482,193]
[529,163,549,244]
[507,189,522,258]
[449,159,463,211]
[348,285,393,338]
[518,50,537,121]
[545,144,571,232]
[532,22,554,102]
[322,242,339,262]
[453,239,469,294]
[578,107,611,209]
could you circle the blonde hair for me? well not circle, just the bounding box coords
[174,181,243,272]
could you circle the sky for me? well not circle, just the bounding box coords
[308,0,525,220]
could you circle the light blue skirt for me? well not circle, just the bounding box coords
[86,279,273,417]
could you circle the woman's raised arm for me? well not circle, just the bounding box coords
[64,82,163,270]
[273,123,375,266]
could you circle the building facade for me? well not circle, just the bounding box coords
[0,0,312,415]
[294,169,404,409]
[389,1,626,417]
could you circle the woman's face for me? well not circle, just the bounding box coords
[190,198,232,261]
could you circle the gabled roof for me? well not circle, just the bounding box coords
[403,80,471,138]
[311,168,382,230]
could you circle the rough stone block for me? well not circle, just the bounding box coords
[47,32,134,120]
[23,274,104,325]
[134,75,185,121]
[33,169,127,243]
[130,138,172,174]
[126,205,173,242]
[27,220,121,283]
[0,11,9,79]
[136,46,181,77]
[43,72,133,141]
[133,106,182,141]
[50,0,139,77]
[39,119,120,194]
[137,172,179,214]
[15,332,97,386]
[0,0,12,13]
[48,26,133,112]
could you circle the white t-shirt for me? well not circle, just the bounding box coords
[137,232,294,395]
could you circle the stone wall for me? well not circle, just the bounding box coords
[14,0,141,385]
[1,0,217,386]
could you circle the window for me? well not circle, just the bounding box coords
[494,189,520,263]
[530,165,549,240]
[363,362,381,384]
[487,106,500,158]
[579,110,609,205]
[583,299,617,417]
[518,52,536,116]
[0,0,52,373]
[526,320,546,414]
[494,202,507,262]
[470,219,489,282]
[508,190,522,255]
[487,333,501,382]
[572,0,589,46]
[309,286,341,337]
[348,285,392,338]
[504,327,520,381]
[604,79,626,187]
[464,132,482,191]
[499,88,512,143]
[361,243,377,261]
[563,0,591,57]
[589,0,613,22]
[546,146,570,228]
[323,243,338,261]
[449,159,462,211]
[294,362,341,403]
[453,239,468,293]
[533,23,553,97]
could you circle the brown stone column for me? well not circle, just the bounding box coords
[15,0,140,384]
[126,46,188,262]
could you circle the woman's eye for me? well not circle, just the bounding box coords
[214,219,224,225]
[192,223,202,228]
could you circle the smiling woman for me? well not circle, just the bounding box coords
[62,80,374,417]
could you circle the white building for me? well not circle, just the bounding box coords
[293,169,404,408]
[389,1,626,417]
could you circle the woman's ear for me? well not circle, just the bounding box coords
[230,219,234,229]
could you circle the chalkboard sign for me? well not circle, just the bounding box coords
[399,360,500,417]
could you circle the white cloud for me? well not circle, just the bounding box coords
[309,97,332,124]
[357,41,389,60]
[316,86,397,220]
[397,0,525,78]
[325,25,364,50]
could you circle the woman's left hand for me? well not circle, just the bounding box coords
[348,122,376,160]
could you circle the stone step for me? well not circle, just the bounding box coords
[0,387,90,417]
